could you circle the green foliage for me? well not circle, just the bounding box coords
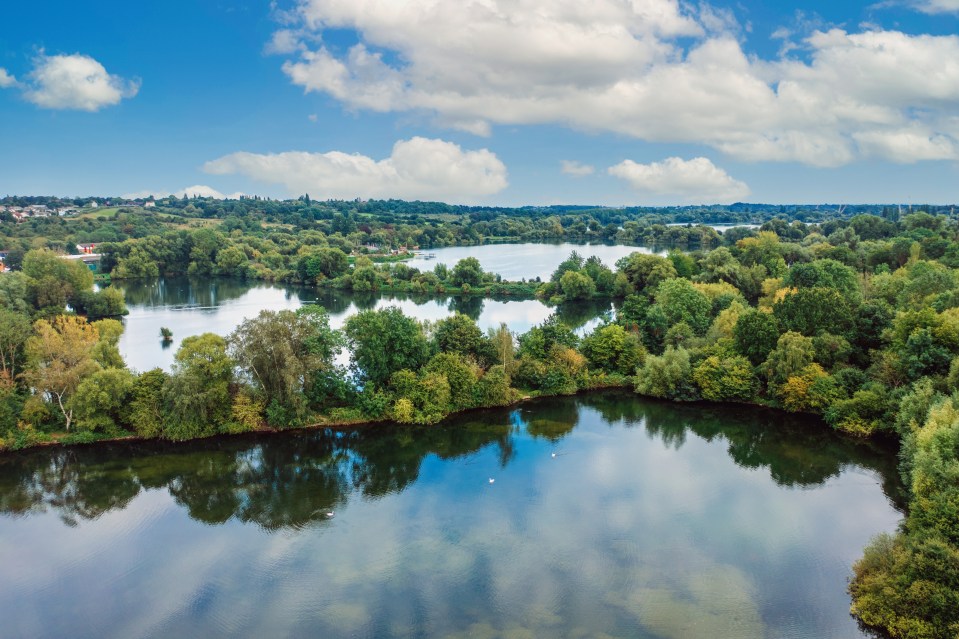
[161,333,233,439]
[433,313,492,363]
[773,287,854,337]
[580,324,646,375]
[762,331,815,387]
[129,368,168,438]
[692,355,756,402]
[651,278,712,335]
[518,315,578,360]
[229,307,342,419]
[345,307,431,386]
[635,347,698,401]
[69,368,135,432]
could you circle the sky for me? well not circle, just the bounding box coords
[1,0,958,206]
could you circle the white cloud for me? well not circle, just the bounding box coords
[0,68,17,89]
[265,29,305,55]
[23,53,139,111]
[910,0,959,13]
[274,1,959,166]
[203,137,508,202]
[121,186,245,200]
[608,157,750,203]
[560,160,595,177]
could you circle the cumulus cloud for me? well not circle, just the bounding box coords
[203,137,508,202]
[560,160,595,177]
[909,0,959,13]
[0,68,17,89]
[273,0,959,166]
[22,53,139,111]
[608,157,750,203]
[122,185,245,200]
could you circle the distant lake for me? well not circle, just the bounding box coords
[404,242,659,281]
[113,278,614,372]
[0,391,904,638]
[665,223,760,232]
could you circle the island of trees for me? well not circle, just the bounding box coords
[0,197,956,638]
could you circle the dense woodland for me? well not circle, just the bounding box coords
[0,199,958,637]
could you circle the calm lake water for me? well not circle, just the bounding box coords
[403,242,658,281]
[113,278,614,372]
[0,391,903,639]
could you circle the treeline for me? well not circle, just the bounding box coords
[4,193,956,272]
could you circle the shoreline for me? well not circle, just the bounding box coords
[0,383,886,457]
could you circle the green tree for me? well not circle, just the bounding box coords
[773,287,854,337]
[69,368,135,432]
[24,315,102,430]
[450,257,484,287]
[229,307,342,421]
[580,324,645,375]
[650,278,712,335]
[693,355,757,401]
[635,347,698,401]
[0,308,32,381]
[345,307,431,386]
[559,270,596,300]
[762,331,815,388]
[162,333,234,439]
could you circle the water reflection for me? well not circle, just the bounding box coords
[113,277,614,372]
[0,391,905,639]
[0,392,904,529]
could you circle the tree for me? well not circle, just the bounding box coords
[69,368,135,432]
[0,308,32,381]
[450,257,484,287]
[733,310,779,365]
[433,313,491,362]
[693,355,757,402]
[650,278,712,335]
[559,270,596,300]
[345,307,431,386]
[773,287,854,337]
[762,331,815,388]
[162,333,234,439]
[424,352,479,409]
[24,316,101,430]
[229,307,342,420]
[616,253,677,292]
[129,368,168,438]
[635,347,698,401]
[581,324,645,375]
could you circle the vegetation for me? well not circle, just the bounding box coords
[2,199,959,636]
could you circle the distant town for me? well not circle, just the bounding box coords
[0,199,156,221]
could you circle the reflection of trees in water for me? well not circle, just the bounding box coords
[581,392,907,508]
[0,391,906,527]
[447,295,484,320]
[0,411,516,528]
[113,277,314,310]
[553,298,614,330]
[515,398,580,442]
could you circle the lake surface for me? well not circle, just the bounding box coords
[113,278,614,372]
[404,242,657,281]
[0,391,904,639]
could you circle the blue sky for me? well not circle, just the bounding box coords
[1,0,958,205]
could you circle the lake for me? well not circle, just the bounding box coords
[0,391,904,639]
[403,242,659,281]
[113,280,614,373]
[112,243,665,371]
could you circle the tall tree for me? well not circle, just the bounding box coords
[24,316,101,430]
